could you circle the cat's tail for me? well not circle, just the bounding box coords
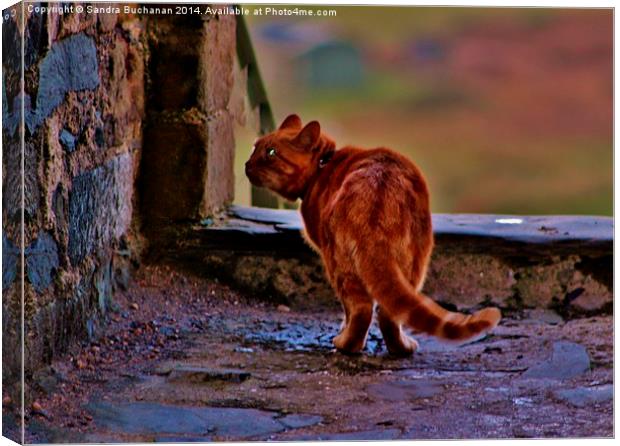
[408,293,501,342]
[361,260,501,342]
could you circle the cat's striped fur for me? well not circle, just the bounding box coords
[245,114,501,355]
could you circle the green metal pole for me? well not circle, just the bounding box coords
[236,13,279,208]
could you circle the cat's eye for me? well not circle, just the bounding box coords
[267,148,277,158]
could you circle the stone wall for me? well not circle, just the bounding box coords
[2,6,146,387]
[2,5,241,392]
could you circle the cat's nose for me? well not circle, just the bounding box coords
[245,162,255,177]
[245,163,262,186]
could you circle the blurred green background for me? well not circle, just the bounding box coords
[233,6,612,216]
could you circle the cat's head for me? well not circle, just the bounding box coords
[245,114,335,201]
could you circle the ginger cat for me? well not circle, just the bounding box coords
[245,114,501,355]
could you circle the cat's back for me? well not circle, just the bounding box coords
[302,145,432,252]
[333,146,430,204]
[312,146,431,240]
[316,146,433,266]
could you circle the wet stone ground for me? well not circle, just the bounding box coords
[5,264,613,442]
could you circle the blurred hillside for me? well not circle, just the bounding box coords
[234,7,612,216]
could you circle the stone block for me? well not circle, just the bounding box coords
[203,111,235,215]
[200,14,236,112]
[140,120,208,221]
[278,414,323,429]
[105,34,144,147]
[146,16,203,112]
[2,233,19,290]
[553,385,613,407]
[148,44,200,111]
[425,252,515,308]
[521,341,590,380]
[68,153,133,266]
[59,128,77,152]
[25,232,60,293]
[141,110,235,221]
[33,32,100,133]
[87,402,279,438]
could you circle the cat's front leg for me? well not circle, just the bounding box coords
[332,275,373,354]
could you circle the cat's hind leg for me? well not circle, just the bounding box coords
[332,276,373,354]
[377,306,418,356]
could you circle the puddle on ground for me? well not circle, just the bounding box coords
[243,320,342,352]
[207,317,387,354]
[206,316,479,356]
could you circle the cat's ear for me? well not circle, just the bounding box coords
[294,121,321,150]
[279,114,302,130]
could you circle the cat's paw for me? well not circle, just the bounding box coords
[385,335,419,357]
[333,333,365,354]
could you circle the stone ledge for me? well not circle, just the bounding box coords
[226,206,612,257]
[152,206,612,316]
